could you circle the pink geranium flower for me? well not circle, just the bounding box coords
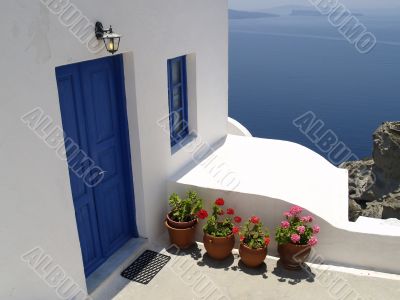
[289,205,303,216]
[281,221,290,229]
[277,206,321,247]
[283,211,293,218]
[290,233,301,244]
[308,236,318,246]
[297,225,305,234]
[300,215,313,223]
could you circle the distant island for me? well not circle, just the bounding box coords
[290,10,321,16]
[229,9,279,20]
[261,5,314,15]
[290,9,363,17]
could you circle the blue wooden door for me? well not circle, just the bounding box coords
[56,55,138,276]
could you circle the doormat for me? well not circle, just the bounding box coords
[121,250,171,284]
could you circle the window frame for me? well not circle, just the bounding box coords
[167,55,189,147]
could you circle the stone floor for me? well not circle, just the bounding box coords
[96,243,400,300]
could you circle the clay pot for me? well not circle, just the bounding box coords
[278,243,311,270]
[239,243,267,268]
[165,220,196,249]
[166,213,197,229]
[203,232,235,260]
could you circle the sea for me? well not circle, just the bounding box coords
[229,14,400,163]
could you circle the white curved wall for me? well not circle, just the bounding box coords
[227,117,252,137]
[172,134,349,227]
[168,135,400,274]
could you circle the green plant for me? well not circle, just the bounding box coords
[168,190,203,222]
[239,216,270,249]
[275,205,320,246]
[202,198,242,237]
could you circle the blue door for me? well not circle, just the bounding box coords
[56,55,138,276]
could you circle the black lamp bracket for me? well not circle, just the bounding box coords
[95,22,113,39]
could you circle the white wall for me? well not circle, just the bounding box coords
[227,117,252,137]
[170,185,400,274]
[168,135,400,274]
[0,0,228,299]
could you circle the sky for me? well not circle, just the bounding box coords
[228,0,400,10]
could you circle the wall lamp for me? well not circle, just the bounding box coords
[95,22,121,54]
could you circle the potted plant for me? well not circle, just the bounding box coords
[238,216,270,268]
[165,190,205,249]
[202,198,242,260]
[275,205,320,270]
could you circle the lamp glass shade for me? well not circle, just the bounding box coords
[103,32,121,54]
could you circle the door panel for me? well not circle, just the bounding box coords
[96,181,127,255]
[79,57,132,257]
[56,55,137,277]
[56,66,103,273]
[90,70,115,142]
[75,203,101,268]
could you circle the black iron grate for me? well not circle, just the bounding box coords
[121,250,171,284]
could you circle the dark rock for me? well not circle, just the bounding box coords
[372,122,400,180]
[348,199,362,221]
[340,122,400,221]
[382,195,400,219]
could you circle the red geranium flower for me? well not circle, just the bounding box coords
[218,209,224,216]
[226,208,235,215]
[250,216,260,224]
[264,237,270,246]
[240,236,245,242]
[234,216,242,223]
[232,226,240,234]
[196,209,208,220]
[215,198,224,206]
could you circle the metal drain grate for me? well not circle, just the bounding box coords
[121,250,171,284]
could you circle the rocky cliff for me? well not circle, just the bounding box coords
[340,122,400,221]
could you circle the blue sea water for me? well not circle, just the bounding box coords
[229,15,400,163]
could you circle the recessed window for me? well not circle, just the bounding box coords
[167,56,189,147]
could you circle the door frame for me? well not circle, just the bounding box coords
[56,54,138,277]
[113,55,139,238]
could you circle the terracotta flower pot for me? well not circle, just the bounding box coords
[278,243,311,270]
[166,213,197,229]
[203,232,235,260]
[165,220,196,249]
[239,243,267,268]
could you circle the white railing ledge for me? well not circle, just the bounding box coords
[227,117,252,137]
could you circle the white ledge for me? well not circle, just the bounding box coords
[227,117,252,137]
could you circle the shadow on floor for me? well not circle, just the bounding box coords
[231,260,269,279]
[165,243,203,261]
[165,243,235,270]
[197,253,235,270]
[183,244,203,261]
[272,260,315,285]
[165,244,315,285]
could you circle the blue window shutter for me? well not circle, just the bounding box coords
[167,56,189,147]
